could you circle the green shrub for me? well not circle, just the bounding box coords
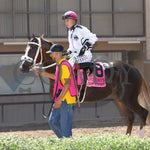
[0,133,150,150]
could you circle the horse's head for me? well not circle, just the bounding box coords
[20,35,53,73]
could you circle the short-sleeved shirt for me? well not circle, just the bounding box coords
[58,58,76,104]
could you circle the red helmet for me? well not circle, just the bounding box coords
[62,11,78,20]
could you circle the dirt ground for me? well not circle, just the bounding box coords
[0,120,150,139]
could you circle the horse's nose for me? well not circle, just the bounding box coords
[19,62,30,73]
[19,64,24,72]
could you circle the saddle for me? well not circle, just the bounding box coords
[74,62,106,103]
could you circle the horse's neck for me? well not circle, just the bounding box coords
[41,38,53,50]
[40,38,55,73]
[41,50,55,73]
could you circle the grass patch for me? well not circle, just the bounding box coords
[0,133,150,150]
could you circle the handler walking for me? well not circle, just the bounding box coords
[35,44,77,138]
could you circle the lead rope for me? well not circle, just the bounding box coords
[36,62,54,118]
[39,73,54,118]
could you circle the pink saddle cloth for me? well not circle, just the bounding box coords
[77,62,106,87]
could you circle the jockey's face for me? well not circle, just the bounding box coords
[64,18,76,29]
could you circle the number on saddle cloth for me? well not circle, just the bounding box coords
[94,63,103,77]
[77,62,106,87]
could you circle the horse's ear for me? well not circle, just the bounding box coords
[41,34,44,39]
[32,34,35,38]
[40,34,44,41]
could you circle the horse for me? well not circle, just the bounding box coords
[20,35,150,137]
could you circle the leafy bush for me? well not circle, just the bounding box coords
[0,133,150,150]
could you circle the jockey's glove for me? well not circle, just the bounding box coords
[79,42,91,56]
[65,51,72,58]
[67,51,79,59]
[63,51,71,56]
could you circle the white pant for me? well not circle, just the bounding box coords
[68,50,92,67]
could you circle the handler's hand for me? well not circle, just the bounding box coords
[54,99,62,109]
[34,69,40,76]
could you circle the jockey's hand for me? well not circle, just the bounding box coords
[63,51,71,57]
[68,51,78,59]
[79,42,91,56]
[66,51,72,58]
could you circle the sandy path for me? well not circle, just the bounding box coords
[0,120,150,139]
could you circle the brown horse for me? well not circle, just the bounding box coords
[20,35,150,137]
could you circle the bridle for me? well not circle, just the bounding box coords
[21,37,56,71]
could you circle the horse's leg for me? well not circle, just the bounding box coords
[132,105,147,138]
[131,102,148,138]
[114,97,147,137]
[116,101,135,135]
[136,107,147,138]
[124,96,148,138]
[116,81,148,137]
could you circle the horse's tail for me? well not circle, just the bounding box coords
[138,77,150,125]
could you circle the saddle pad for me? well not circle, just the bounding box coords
[77,62,106,87]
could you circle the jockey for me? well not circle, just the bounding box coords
[62,10,98,101]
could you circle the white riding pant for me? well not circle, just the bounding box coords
[68,50,92,67]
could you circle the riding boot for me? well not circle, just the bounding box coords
[74,62,93,102]
[79,62,93,102]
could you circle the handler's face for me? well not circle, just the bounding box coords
[50,52,60,62]
[50,52,56,61]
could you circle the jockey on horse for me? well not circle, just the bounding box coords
[62,11,98,101]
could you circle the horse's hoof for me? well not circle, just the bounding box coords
[139,127,145,138]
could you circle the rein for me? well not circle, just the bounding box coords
[33,62,57,70]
